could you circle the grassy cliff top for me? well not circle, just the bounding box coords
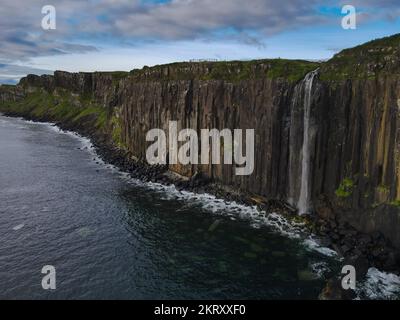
[11,59,319,89]
[129,59,320,83]
[320,33,400,80]
[0,84,16,90]
[8,33,400,88]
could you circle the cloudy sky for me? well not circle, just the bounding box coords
[0,0,399,83]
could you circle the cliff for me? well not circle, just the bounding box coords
[1,35,400,250]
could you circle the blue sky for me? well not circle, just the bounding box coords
[0,0,399,84]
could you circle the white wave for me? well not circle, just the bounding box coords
[25,119,53,126]
[356,268,400,300]
[12,224,25,231]
[127,179,301,232]
[45,124,106,165]
[310,261,331,278]
[121,178,339,258]
[303,237,339,258]
[263,212,304,239]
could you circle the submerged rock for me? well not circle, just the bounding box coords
[297,269,319,281]
[319,279,356,300]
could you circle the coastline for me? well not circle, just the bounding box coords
[1,111,399,299]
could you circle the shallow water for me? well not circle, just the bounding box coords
[0,115,394,300]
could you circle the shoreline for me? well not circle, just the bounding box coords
[1,112,400,299]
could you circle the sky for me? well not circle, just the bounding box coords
[0,0,399,84]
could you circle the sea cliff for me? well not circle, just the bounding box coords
[1,35,400,270]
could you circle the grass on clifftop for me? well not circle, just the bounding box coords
[95,71,130,85]
[130,59,320,83]
[320,33,400,80]
[0,88,108,132]
[0,87,127,151]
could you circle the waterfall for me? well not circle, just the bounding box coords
[297,70,318,215]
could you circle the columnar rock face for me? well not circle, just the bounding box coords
[118,78,297,199]
[313,77,400,247]
[1,34,400,248]
[0,85,25,102]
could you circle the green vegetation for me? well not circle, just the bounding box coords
[372,202,380,209]
[96,71,130,85]
[335,178,354,198]
[320,33,400,80]
[377,184,390,194]
[389,200,400,208]
[111,114,126,148]
[265,60,320,82]
[73,105,107,129]
[0,88,109,136]
[130,59,320,83]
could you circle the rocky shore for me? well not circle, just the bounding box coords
[2,110,399,300]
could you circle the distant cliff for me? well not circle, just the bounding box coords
[1,34,400,249]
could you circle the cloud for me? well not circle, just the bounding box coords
[0,1,98,63]
[0,36,97,62]
[0,63,53,84]
[110,0,325,39]
[0,0,399,66]
[338,0,400,22]
[0,0,324,63]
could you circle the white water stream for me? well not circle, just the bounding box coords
[298,70,318,215]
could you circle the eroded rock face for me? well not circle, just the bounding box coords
[1,56,400,249]
[117,78,298,199]
[0,85,25,103]
[115,70,400,247]
[313,77,400,248]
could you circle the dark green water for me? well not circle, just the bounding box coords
[0,115,372,299]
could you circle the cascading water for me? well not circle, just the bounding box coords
[297,70,318,215]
